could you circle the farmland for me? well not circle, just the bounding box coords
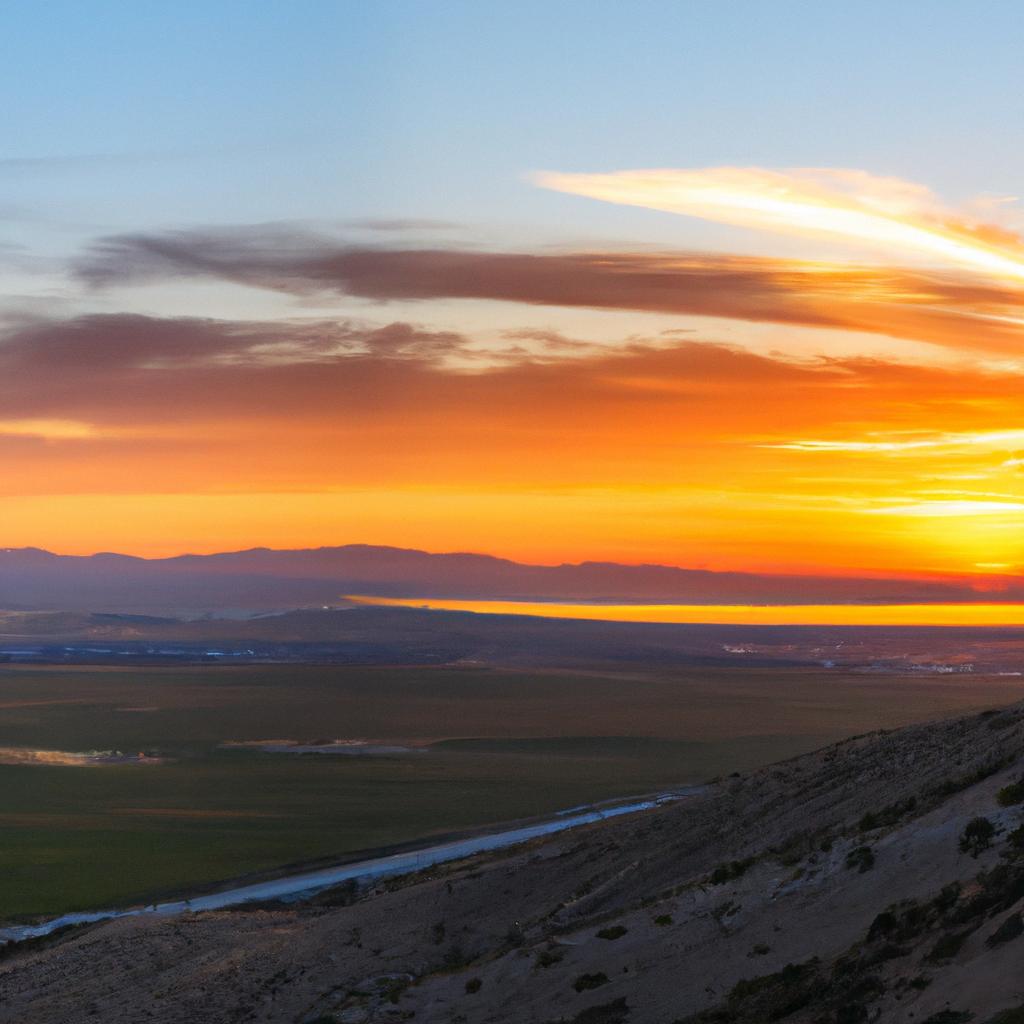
[1,662,1022,920]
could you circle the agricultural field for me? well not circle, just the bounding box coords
[1,662,1023,921]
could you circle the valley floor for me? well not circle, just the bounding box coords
[3,702,1024,1022]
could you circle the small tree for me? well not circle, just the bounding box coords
[959,816,996,858]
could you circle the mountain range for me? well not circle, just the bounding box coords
[1,544,1021,613]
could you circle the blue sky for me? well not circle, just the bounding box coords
[5,0,1024,248]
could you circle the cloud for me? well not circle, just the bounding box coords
[863,500,1024,517]
[0,419,101,440]
[765,430,1024,454]
[346,218,463,232]
[0,310,1021,458]
[4,308,1024,571]
[76,228,1024,355]
[537,166,1024,281]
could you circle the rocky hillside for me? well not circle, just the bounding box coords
[3,703,1024,1023]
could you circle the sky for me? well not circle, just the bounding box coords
[6,1,1024,584]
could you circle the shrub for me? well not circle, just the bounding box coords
[573,972,610,992]
[986,912,1024,948]
[464,977,482,994]
[569,998,630,1024]
[932,757,1014,798]
[750,943,771,956]
[921,1012,973,1024]
[928,930,972,962]
[654,914,672,926]
[949,863,1024,925]
[725,960,824,1021]
[535,948,564,969]
[858,797,917,833]
[846,846,875,873]
[596,925,628,941]
[998,781,1024,807]
[867,911,897,940]
[960,817,997,857]
[709,858,754,885]
[985,1008,1024,1024]
[932,883,962,913]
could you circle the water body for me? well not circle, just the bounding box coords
[0,787,703,945]
[350,595,1024,627]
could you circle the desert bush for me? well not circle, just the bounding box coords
[866,910,898,940]
[985,1008,1024,1024]
[927,929,972,962]
[1006,824,1024,851]
[535,948,564,969]
[920,1012,973,1024]
[596,925,628,941]
[654,914,673,926]
[573,972,610,992]
[960,817,997,857]
[858,797,917,833]
[931,757,1014,799]
[997,780,1024,807]
[949,863,1024,925]
[709,858,755,885]
[728,960,825,1021]
[986,912,1024,948]
[845,846,875,873]
[569,998,630,1024]
[932,883,962,913]
[464,977,482,994]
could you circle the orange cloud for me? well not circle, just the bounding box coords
[14,169,1024,574]
[3,312,1024,573]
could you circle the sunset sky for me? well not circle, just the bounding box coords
[6,1,1024,587]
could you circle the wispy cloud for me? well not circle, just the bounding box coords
[864,500,1024,517]
[765,430,1024,454]
[75,229,1024,355]
[0,419,101,441]
[537,166,1024,281]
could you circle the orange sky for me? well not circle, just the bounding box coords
[6,167,1024,579]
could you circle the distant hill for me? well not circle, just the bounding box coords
[0,543,1022,612]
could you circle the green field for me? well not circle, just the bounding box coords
[2,663,1023,920]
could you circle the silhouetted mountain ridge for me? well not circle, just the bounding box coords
[0,544,1022,612]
